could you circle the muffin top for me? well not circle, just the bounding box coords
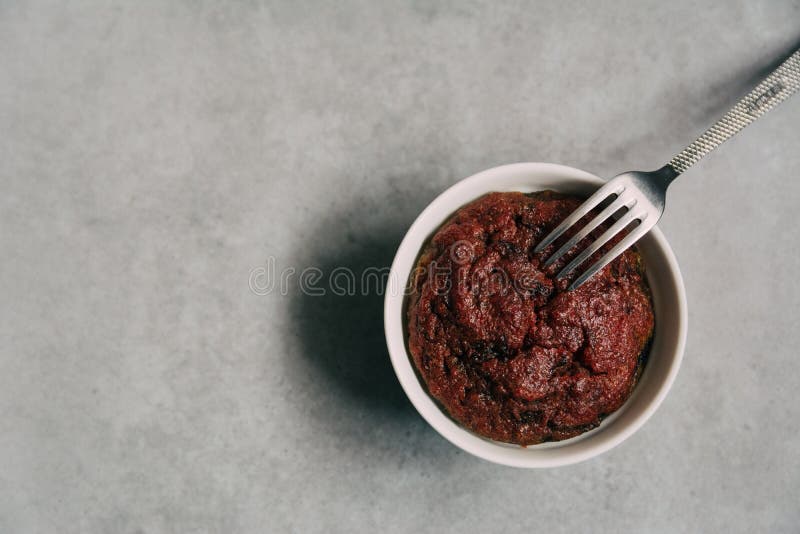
[406,191,654,445]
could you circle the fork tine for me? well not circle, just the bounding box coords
[556,209,645,280]
[567,219,652,290]
[542,195,634,267]
[533,181,626,253]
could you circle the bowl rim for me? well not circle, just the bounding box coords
[383,162,688,468]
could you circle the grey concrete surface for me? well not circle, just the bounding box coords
[2,1,799,532]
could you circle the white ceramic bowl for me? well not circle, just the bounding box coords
[384,163,687,468]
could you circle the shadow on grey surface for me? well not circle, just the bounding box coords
[288,193,431,425]
[283,177,470,468]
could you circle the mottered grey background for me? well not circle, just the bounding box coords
[1,1,799,532]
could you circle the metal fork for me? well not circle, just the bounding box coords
[535,49,800,290]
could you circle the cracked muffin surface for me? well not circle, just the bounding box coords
[406,191,654,445]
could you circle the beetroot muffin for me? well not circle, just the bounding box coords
[406,191,654,445]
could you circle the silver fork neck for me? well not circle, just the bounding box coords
[649,164,680,188]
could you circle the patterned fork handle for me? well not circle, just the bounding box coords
[669,50,800,175]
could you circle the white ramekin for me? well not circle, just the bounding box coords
[384,163,687,468]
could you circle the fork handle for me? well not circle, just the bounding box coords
[667,49,800,176]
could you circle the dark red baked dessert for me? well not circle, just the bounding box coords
[406,191,654,445]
